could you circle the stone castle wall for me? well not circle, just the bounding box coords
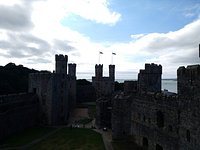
[92,64,115,98]
[131,93,179,150]
[0,93,39,140]
[96,97,112,128]
[112,93,132,140]
[177,65,200,150]
[111,63,200,150]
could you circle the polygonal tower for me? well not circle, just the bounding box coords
[109,65,115,81]
[68,63,76,77]
[95,64,103,79]
[138,63,162,93]
[55,54,68,74]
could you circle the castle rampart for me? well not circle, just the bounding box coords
[0,93,39,141]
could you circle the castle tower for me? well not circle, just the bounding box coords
[138,63,162,93]
[68,63,76,77]
[55,54,68,74]
[95,64,103,79]
[109,65,115,81]
[177,65,200,97]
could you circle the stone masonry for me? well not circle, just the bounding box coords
[111,63,200,150]
[29,54,76,125]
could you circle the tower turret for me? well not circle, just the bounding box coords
[55,54,68,74]
[138,63,162,93]
[95,64,103,79]
[109,65,115,81]
[68,63,76,77]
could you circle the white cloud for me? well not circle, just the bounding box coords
[116,19,200,78]
[0,0,200,80]
[64,0,121,25]
[130,34,145,40]
[0,0,22,6]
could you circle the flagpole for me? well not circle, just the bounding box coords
[111,53,113,65]
[99,51,103,64]
[111,52,116,65]
[99,52,100,64]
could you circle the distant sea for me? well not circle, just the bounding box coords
[115,79,177,93]
[86,79,177,93]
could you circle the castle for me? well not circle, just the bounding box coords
[0,54,76,140]
[1,52,200,150]
[110,63,200,150]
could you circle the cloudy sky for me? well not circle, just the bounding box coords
[0,0,200,79]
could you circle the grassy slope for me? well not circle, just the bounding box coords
[30,128,105,150]
[0,127,56,147]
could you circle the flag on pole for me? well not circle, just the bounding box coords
[112,52,116,55]
[100,51,103,54]
[199,44,200,57]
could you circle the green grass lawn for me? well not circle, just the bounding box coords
[30,128,105,150]
[1,127,105,150]
[0,126,56,148]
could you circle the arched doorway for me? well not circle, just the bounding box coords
[142,137,148,148]
[156,111,164,128]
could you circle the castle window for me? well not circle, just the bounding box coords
[148,118,151,124]
[168,125,173,132]
[138,113,141,120]
[61,82,64,88]
[178,110,180,123]
[142,137,148,148]
[186,130,190,142]
[42,97,46,105]
[156,144,163,150]
[176,128,179,135]
[33,88,36,93]
[156,111,164,128]
[143,115,146,122]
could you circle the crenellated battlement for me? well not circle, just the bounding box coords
[55,54,68,74]
[177,65,200,77]
[177,64,200,96]
[68,63,76,77]
[55,54,68,61]
[136,92,178,108]
[95,64,103,78]
[140,63,162,74]
[138,63,162,93]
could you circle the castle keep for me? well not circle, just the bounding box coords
[93,64,115,128]
[29,54,76,125]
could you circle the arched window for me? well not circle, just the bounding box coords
[168,125,173,132]
[156,144,163,150]
[156,111,164,128]
[186,130,190,142]
[143,137,148,147]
